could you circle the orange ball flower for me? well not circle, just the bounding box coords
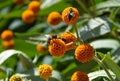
[71,71,89,81]
[36,44,47,53]
[9,74,22,81]
[75,44,94,63]
[47,12,62,25]
[1,30,14,41]
[38,64,52,80]
[49,39,66,56]
[13,0,24,4]
[22,10,35,23]
[60,32,76,51]
[3,40,14,49]
[28,1,40,13]
[62,7,79,24]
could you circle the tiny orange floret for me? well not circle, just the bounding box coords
[28,1,40,13]
[38,64,52,80]
[13,0,24,4]
[22,10,35,23]
[36,44,47,53]
[9,74,22,81]
[62,7,79,24]
[3,40,14,49]
[71,71,89,81]
[47,12,62,26]
[60,32,76,51]
[75,44,94,63]
[49,39,66,56]
[1,30,14,41]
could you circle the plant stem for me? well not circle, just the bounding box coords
[72,24,83,44]
[93,56,115,81]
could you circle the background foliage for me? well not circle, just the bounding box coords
[0,0,120,81]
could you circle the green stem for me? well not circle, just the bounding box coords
[93,56,115,81]
[72,24,83,44]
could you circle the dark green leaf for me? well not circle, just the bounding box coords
[98,52,120,80]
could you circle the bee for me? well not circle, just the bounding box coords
[66,8,75,21]
[47,34,66,44]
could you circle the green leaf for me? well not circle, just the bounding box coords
[76,60,98,73]
[90,39,120,51]
[0,50,34,70]
[62,63,76,75]
[0,0,12,9]
[0,10,23,19]
[96,0,120,10]
[0,67,6,79]
[14,38,38,58]
[79,17,111,41]
[98,52,120,80]
[39,0,71,16]
[88,70,115,81]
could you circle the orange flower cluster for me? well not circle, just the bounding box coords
[38,64,52,80]
[48,39,66,56]
[71,71,89,81]
[9,75,22,81]
[47,12,62,26]
[28,1,40,13]
[22,1,40,23]
[1,30,14,49]
[75,44,94,63]
[22,10,35,23]
[60,32,76,51]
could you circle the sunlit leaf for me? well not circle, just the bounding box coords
[79,17,111,41]
[96,0,120,10]
[112,48,120,63]
[0,50,34,70]
[88,70,115,81]
[90,39,120,51]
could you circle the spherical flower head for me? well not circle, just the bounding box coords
[22,10,35,23]
[1,30,14,41]
[13,0,24,4]
[75,44,94,63]
[62,7,79,24]
[28,1,40,13]
[9,74,22,81]
[71,71,89,81]
[3,40,14,49]
[38,64,52,80]
[36,44,47,53]
[60,32,76,51]
[49,39,66,56]
[47,12,62,26]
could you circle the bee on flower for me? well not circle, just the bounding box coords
[62,7,79,24]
